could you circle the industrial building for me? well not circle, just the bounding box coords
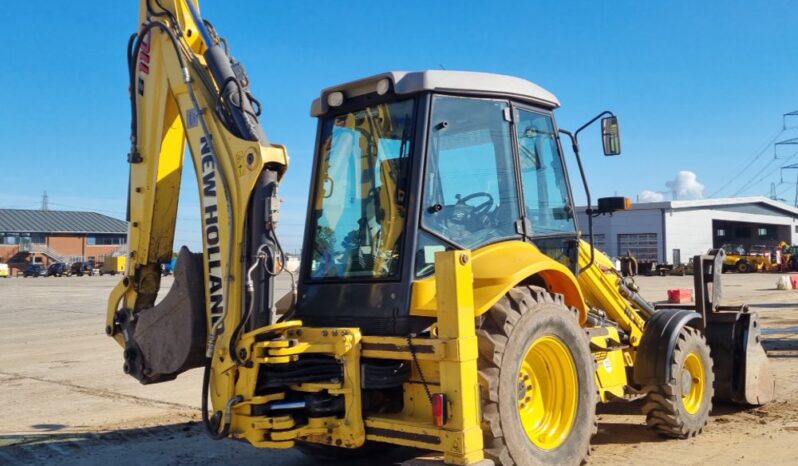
[576,196,798,264]
[0,209,128,270]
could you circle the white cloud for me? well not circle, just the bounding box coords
[665,170,705,200]
[637,190,666,203]
[637,170,705,203]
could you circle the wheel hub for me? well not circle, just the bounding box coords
[681,370,692,394]
[517,335,578,450]
[681,351,705,415]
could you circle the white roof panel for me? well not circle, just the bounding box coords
[311,70,560,116]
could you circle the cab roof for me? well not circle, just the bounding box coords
[311,70,560,117]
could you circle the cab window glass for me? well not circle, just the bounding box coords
[309,99,414,279]
[421,96,520,249]
[517,109,575,235]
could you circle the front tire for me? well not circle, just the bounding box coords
[736,260,752,273]
[478,286,596,466]
[642,326,713,438]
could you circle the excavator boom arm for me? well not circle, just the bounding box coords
[105,0,287,415]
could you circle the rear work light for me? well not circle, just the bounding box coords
[432,393,447,427]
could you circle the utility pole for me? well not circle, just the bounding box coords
[780,164,798,207]
[775,111,798,159]
[41,191,48,211]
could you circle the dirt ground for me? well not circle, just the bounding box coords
[0,272,797,465]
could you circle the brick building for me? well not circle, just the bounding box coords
[0,209,128,269]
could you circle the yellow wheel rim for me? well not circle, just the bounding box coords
[517,335,578,450]
[682,351,705,415]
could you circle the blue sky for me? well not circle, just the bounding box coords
[0,1,796,252]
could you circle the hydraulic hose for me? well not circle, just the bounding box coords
[201,358,228,440]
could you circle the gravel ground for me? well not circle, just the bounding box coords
[0,272,796,465]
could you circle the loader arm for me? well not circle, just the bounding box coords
[105,0,288,419]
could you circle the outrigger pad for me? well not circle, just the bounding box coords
[705,308,775,405]
[127,247,207,384]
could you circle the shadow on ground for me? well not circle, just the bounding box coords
[591,398,760,446]
[0,422,426,466]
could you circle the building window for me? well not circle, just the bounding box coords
[593,234,606,252]
[617,233,658,262]
[716,229,726,237]
[2,233,45,245]
[0,233,18,245]
[87,235,126,246]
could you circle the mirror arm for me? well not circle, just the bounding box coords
[559,128,595,274]
[574,110,615,141]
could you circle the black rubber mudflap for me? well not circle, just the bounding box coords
[124,247,207,384]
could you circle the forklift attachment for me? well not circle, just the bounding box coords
[658,249,775,405]
[705,307,774,404]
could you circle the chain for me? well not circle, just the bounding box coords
[406,334,433,403]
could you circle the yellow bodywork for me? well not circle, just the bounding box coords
[411,240,588,323]
[213,242,641,459]
[578,240,647,402]
[211,250,484,465]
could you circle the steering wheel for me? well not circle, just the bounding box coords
[443,192,494,229]
[457,192,494,217]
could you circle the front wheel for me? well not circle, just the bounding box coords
[642,326,714,438]
[478,286,596,466]
[736,260,752,273]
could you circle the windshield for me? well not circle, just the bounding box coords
[309,99,415,280]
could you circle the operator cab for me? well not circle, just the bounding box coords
[298,71,585,334]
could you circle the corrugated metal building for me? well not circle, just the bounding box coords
[576,197,798,264]
[0,209,128,266]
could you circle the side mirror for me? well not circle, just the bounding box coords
[601,116,621,156]
[596,196,631,214]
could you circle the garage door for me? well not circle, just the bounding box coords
[617,233,658,262]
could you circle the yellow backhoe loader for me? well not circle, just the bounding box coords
[106,1,775,464]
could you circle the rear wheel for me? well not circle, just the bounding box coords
[736,260,752,273]
[478,286,596,466]
[642,326,713,438]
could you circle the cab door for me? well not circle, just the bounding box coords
[513,106,580,272]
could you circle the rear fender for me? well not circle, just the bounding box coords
[410,241,587,324]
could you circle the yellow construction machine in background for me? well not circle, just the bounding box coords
[99,255,127,276]
[105,1,775,464]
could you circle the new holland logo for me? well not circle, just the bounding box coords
[200,136,225,325]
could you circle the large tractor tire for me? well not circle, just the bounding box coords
[478,286,597,466]
[642,326,713,438]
